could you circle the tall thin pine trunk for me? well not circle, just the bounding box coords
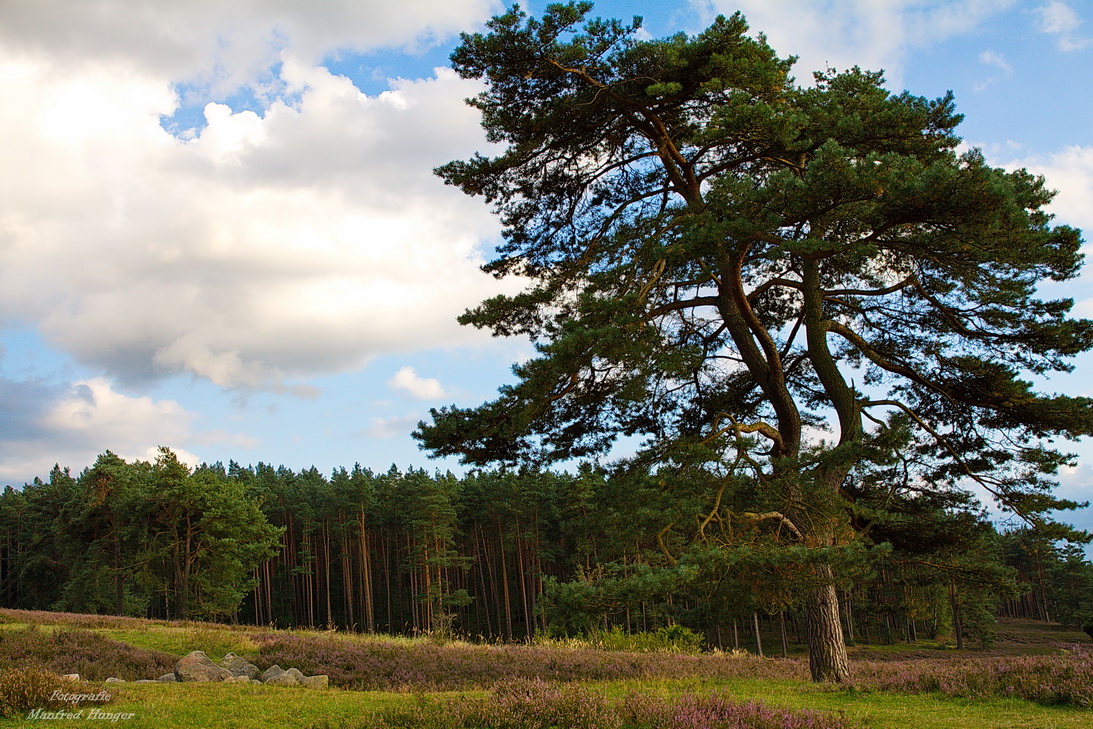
[498,518,513,640]
[752,612,763,657]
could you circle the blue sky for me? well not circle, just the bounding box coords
[1,0,1091,530]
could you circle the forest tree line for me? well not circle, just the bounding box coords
[2,448,1091,650]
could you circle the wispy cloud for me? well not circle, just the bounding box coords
[974,49,1012,92]
[360,413,422,439]
[1036,1,1092,51]
[979,49,1011,72]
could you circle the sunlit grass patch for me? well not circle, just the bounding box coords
[98,625,260,662]
[0,681,410,729]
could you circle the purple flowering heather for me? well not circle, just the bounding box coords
[850,646,1093,707]
[376,679,852,729]
[255,633,806,691]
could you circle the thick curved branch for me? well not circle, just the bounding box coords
[737,511,804,541]
[748,276,804,302]
[646,295,721,319]
[826,321,946,397]
[546,59,701,201]
[703,412,785,453]
[824,275,916,298]
[656,522,678,565]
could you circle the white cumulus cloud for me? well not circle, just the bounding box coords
[693,0,1015,87]
[0,0,499,95]
[388,366,447,400]
[1006,144,1093,232]
[0,376,241,482]
[0,2,517,392]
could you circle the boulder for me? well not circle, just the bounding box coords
[156,673,177,683]
[285,668,306,682]
[219,653,260,679]
[62,674,80,682]
[105,677,125,683]
[174,651,233,683]
[263,671,300,686]
[301,675,329,689]
[230,676,252,684]
[258,665,285,683]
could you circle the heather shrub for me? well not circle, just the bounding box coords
[256,632,648,690]
[344,679,852,728]
[620,689,854,729]
[256,631,803,691]
[0,626,176,680]
[850,647,1093,708]
[0,609,153,630]
[0,667,113,718]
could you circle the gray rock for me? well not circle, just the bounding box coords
[219,652,260,679]
[258,665,285,683]
[156,673,177,683]
[230,676,252,684]
[263,671,300,686]
[300,675,329,689]
[62,674,80,682]
[285,668,306,682]
[105,677,125,683]
[174,650,233,683]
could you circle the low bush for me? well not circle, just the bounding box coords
[0,667,115,718]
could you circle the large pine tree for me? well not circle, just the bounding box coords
[416,3,1093,681]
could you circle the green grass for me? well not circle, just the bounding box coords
[1,677,1087,729]
[595,677,1093,729]
[95,626,261,662]
[0,682,413,729]
[0,611,1088,728]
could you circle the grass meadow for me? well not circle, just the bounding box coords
[0,609,1089,728]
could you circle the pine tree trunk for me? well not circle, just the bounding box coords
[266,559,274,626]
[114,538,124,616]
[498,519,513,640]
[361,523,374,632]
[805,573,850,682]
[779,611,789,658]
[515,516,531,639]
[342,541,354,629]
[949,582,964,650]
[474,525,493,636]
[323,523,333,628]
[752,612,763,657]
